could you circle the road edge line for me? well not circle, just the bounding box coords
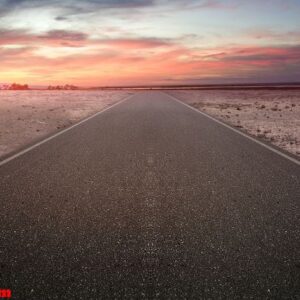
[165,92,300,166]
[0,92,137,167]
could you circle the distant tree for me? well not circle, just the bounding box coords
[9,83,29,90]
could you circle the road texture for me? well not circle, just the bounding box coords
[0,91,299,299]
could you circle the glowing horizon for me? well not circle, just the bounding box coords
[0,0,300,87]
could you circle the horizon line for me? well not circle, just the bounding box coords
[1,82,300,90]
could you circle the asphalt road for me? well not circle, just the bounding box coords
[0,91,299,299]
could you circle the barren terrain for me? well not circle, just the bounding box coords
[168,90,300,156]
[0,90,135,158]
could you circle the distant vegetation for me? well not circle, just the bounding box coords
[0,83,29,90]
[47,84,78,90]
[0,83,80,90]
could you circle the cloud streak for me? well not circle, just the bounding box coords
[1,34,299,85]
[0,0,242,19]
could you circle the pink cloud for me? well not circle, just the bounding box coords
[0,29,299,85]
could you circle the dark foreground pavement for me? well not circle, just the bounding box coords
[0,91,299,299]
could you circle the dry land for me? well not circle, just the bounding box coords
[168,90,300,157]
[0,90,135,158]
[1,89,299,159]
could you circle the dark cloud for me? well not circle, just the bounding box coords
[0,45,35,61]
[0,0,38,14]
[55,16,68,21]
[83,0,156,8]
[0,0,157,22]
[0,0,155,13]
[0,26,175,49]
[0,27,90,48]
[223,46,300,63]
[0,0,231,18]
[97,37,174,48]
[38,30,88,41]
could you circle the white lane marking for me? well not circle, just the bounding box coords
[0,93,137,167]
[165,92,300,166]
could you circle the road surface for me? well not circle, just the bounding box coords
[0,91,299,299]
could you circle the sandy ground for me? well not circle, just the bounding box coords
[0,90,135,158]
[168,90,300,157]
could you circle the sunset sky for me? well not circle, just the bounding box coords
[0,0,300,86]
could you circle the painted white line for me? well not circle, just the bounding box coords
[165,92,300,166]
[0,93,136,167]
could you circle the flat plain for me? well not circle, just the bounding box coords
[0,90,135,158]
[168,90,300,156]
